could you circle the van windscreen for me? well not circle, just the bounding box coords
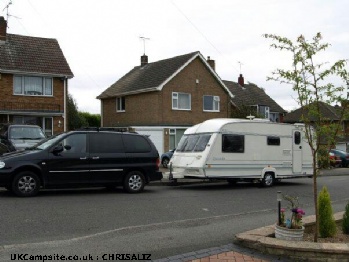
[177,134,211,152]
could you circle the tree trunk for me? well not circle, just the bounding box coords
[313,166,319,242]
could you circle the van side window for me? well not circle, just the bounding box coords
[267,136,280,146]
[62,134,87,154]
[123,134,151,153]
[294,131,301,145]
[222,134,244,153]
[90,133,124,153]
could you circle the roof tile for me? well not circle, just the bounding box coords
[0,34,73,77]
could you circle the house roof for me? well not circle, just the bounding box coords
[97,51,233,99]
[223,80,286,113]
[283,101,341,123]
[0,34,73,78]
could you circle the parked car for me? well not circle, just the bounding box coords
[330,149,349,167]
[161,148,175,168]
[0,124,46,152]
[329,152,342,167]
[0,129,163,197]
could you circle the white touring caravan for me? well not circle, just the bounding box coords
[166,118,313,187]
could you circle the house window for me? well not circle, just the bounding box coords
[172,92,191,110]
[13,76,53,96]
[259,105,270,119]
[116,97,125,112]
[203,95,220,112]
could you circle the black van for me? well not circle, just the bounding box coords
[0,129,162,197]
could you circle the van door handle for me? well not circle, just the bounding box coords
[92,156,99,160]
[80,157,87,160]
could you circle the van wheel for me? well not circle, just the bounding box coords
[261,173,274,187]
[123,171,145,193]
[12,171,40,197]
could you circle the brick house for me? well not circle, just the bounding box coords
[284,101,349,151]
[224,75,286,122]
[0,17,73,136]
[98,51,285,155]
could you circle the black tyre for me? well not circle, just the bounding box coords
[12,171,40,197]
[261,173,274,187]
[162,157,169,168]
[123,171,145,193]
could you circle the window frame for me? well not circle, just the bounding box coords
[116,97,126,112]
[203,95,220,112]
[13,75,53,96]
[172,92,191,111]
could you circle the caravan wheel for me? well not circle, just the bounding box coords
[261,173,274,187]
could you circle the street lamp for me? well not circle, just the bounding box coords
[277,191,282,225]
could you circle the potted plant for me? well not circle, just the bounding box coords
[275,194,305,241]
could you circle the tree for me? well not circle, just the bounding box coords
[79,112,101,127]
[67,93,88,130]
[264,33,348,241]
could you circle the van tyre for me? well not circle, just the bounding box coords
[261,173,274,187]
[123,171,145,193]
[12,171,40,197]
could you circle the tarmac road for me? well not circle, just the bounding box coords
[0,168,348,261]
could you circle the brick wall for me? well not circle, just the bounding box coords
[102,57,231,127]
[0,73,65,133]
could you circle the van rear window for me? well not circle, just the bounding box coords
[177,134,211,152]
[123,134,151,153]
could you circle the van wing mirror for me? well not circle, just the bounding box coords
[52,145,64,154]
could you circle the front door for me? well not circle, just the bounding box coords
[292,130,303,173]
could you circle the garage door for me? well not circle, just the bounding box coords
[135,129,164,156]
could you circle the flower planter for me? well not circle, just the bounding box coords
[275,224,304,241]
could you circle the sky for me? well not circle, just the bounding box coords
[1,0,349,114]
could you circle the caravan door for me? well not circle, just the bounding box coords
[292,130,302,173]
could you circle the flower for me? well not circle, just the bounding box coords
[278,195,305,229]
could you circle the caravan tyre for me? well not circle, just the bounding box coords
[261,173,274,187]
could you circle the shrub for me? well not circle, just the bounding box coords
[343,202,349,234]
[318,186,337,238]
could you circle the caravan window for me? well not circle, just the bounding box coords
[267,136,280,146]
[194,134,211,151]
[176,134,211,152]
[222,134,244,153]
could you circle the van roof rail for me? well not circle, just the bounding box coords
[75,127,137,133]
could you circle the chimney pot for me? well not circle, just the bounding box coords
[0,16,7,42]
[207,56,215,71]
[238,74,244,87]
[141,54,148,67]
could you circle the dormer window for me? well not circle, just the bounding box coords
[13,75,53,96]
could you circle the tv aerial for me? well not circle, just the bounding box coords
[139,36,150,55]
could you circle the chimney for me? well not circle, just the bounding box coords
[0,16,7,42]
[238,74,244,87]
[207,56,215,71]
[141,54,148,67]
